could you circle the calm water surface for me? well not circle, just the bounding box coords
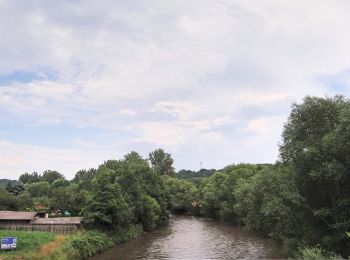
[89,216,281,260]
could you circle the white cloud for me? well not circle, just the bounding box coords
[0,0,350,177]
[152,101,197,120]
[119,109,138,116]
[0,139,126,180]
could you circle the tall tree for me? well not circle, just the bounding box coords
[149,148,174,176]
[6,180,25,196]
[279,96,350,255]
[19,172,41,184]
[41,170,64,184]
[82,167,132,230]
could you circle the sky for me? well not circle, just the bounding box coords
[1,0,350,180]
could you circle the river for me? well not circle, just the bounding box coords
[89,216,281,260]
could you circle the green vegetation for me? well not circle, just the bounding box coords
[0,179,11,188]
[149,148,175,176]
[298,246,342,260]
[0,230,55,259]
[1,95,349,258]
[164,176,198,214]
[60,225,143,259]
[196,96,350,258]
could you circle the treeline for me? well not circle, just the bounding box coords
[0,149,184,230]
[174,168,217,186]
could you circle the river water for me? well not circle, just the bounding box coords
[89,216,281,260]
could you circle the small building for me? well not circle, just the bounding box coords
[0,211,81,234]
[0,211,36,225]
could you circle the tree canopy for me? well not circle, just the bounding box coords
[149,148,175,176]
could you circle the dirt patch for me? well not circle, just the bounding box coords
[34,235,66,259]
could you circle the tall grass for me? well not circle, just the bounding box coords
[62,224,143,259]
[0,230,55,258]
[0,225,144,259]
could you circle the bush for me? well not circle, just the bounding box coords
[63,225,143,259]
[299,246,342,260]
[63,230,114,259]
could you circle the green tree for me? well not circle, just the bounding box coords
[16,192,33,211]
[73,168,96,183]
[51,178,70,189]
[27,181,50,197]
[280,96,350,256]
[200,172,227,219]
[82,167,132,230]
[19,172,41,184]
[50,184,84,215]
[0,188,18,210]
[149,148,174,176]
[140,195,161,231]
[41,170,64,184]
[164,176,198,214]
[6,180,25,196]
[101,152,170,226]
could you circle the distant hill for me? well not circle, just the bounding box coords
[174,168,217,179]
[0,179,11,188]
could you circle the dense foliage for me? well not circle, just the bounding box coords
[197,96,350,257]
[280,96,350,255]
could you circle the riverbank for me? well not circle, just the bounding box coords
[59,224,143,259]
[0,224,143,260]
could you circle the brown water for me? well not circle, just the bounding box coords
[89,216,281,260]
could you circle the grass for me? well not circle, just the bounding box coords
[0,230,56,259]
[0,224,144,260]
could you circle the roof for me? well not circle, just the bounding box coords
[31,217,81,225]
[0,211,35,220]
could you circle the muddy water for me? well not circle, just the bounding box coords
[89,216,281,260]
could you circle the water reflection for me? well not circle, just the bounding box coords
[89,216,279,260]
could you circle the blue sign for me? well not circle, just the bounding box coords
[1,237,17,250]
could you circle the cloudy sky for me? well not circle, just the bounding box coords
[1,0,350,179]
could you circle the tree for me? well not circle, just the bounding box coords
[280,96,350,256]
[73,168,97,191]
[149,148,174,176]
[234,166,305,250]
[164,176,197,214]
[41,170,64,184]
[27,181,50,197]
[82,167,132,230]
[16,192,33,211]
[51,178,70,189]
[19,172,41,184]
[140,195,161,231]
[6,180,25,196]
[0,188,18,210]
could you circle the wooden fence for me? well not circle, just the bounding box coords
[0,224,78,234]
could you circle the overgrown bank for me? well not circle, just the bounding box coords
[51,225,143,259]
[189,96,350,258]
[0,226,142,260]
